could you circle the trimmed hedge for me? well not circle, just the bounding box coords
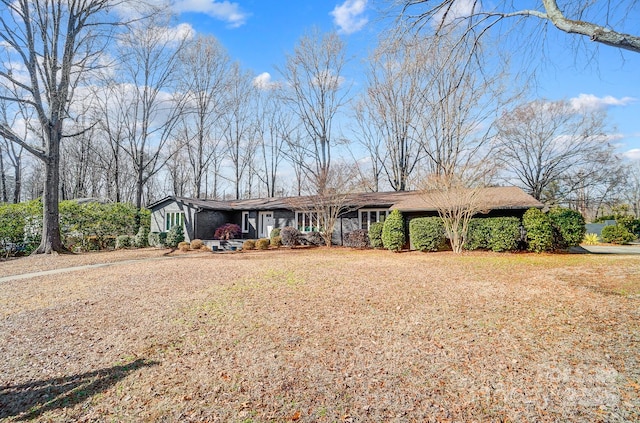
[523,208,553,253]
[465,218,493,251]
[548,207,586,249]
[382,210,405,252]
[0,200,150,254]
[368,222,384,249]
[409,217,445,252]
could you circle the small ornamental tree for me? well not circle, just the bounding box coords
[214,223,241,240]
[523,208,553,253]
[382,210,405,252]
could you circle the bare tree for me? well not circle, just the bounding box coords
[115,15,190,211]
[351,101,386,192]
[222,63,258,200]
[289,163,361,247]
[254,86,290,197]
[418,34,510,182]
[165,138,190,197]
[495,99,615,202]
[0,98,26,203]
[357,34,430,191]
[0,0,123,253]
[279,29,350,193]
[624,161,640,218]
[393,1,640,53]
[178,35,231,199]
[91,80,132,202]
[421,172,485,253]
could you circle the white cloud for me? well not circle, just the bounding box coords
[163,22,196,42]
[569,94,636,111]
[253,72,279,90]
[624,148,640,160]
[331,0,368,35]
[173,0,248,28]
[432,0,478,27]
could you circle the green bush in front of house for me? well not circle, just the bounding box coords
[548,207,586,249]
[116,234,132,249]
[166,224,185,248]
[601,224,635,244]
[409,217,445,252]
[148,231,167,247]
[270,227,281,243]
[382,210,405,252]
[368,222,384,249]
[523,208,553,253]
[465,218,492,251]
[134,226,150,248]
[488,217,521,252]
[466,218,521,252]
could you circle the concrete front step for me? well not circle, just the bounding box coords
[203,239,245,251]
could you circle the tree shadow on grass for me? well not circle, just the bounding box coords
[0,358,158,421]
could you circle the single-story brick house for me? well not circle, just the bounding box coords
[148,186,543,245]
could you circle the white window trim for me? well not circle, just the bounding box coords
[241,211,249,233]
[295,211,321,233]
[165,211,185,232]
[359,209,390,231]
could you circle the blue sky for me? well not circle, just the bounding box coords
[164,0,640,160]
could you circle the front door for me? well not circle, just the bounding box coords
[258,212,274,238]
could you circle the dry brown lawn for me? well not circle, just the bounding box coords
[0,248,639,422]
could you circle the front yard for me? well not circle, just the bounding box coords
[1,248,639,422]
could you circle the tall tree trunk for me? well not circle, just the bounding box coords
[13,159,20,203]
[0,148,7,203]
[34,133,66,254]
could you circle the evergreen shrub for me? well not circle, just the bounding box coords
[601,224,635,244]
[166,224,185,248]
[382,210,405,252]
[368,222,384,249]
[523,208,553,253]
[548,208,586,249]
[409,217,445,252]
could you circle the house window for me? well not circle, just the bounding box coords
[165,212,184,231]
[241,211,249,233]
[296,211,321,233]
[359,209,389,231]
